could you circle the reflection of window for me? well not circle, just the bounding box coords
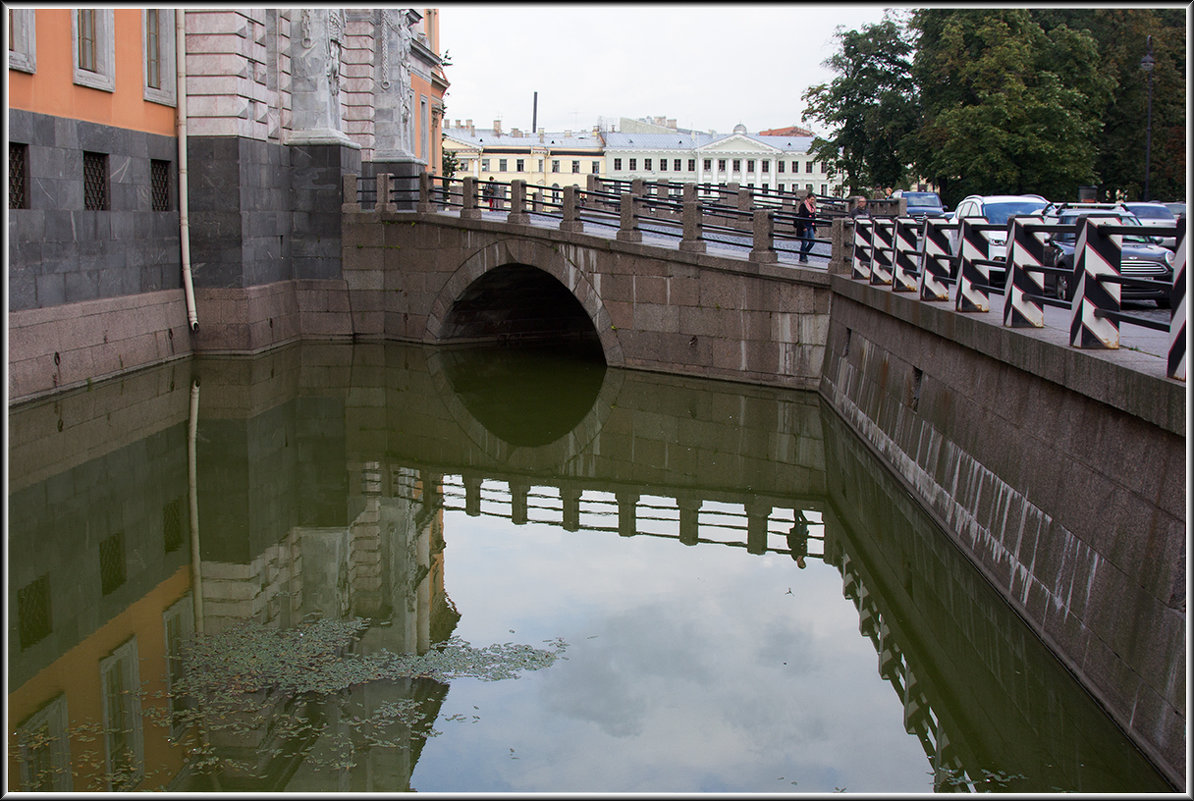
[18,574,52,649]
[15,694,72,791]
[99,531,125,594]
[163,496,185,553]
[8,8,36,73]
[142,10,176,106]
[100,638,144,791]
[73,9,115,91]
[163,596,195,739]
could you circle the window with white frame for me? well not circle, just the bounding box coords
[142,9,176,106]
[629,158,637,170]
[498,158,507,172]
[614,158,622,171]
[717,159,725,171]
[807,161,814,173]
[747,159,755,172]
[162,596,195,740]
[73,9,116,92]
[100,638,144,791]
[673,159,681,171]
[821,184,828,196]
[516,158,525,172]
[590,160,600,174]
[15,694,72,791]
[552,159,560,173]
[762,161,770,174]
[703,159,711,171]
[687,159,695,172]
[8,8,37,73]
[657,158,665,172]
[777,161,785,173]
[644,158,652,171]
[571,160,580,173]
[732,159,740,172]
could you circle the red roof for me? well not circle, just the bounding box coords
[759,125,815,137]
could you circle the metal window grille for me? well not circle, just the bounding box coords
[99,531,126,595]
[18,574,51,649]
[78,9,97,72]
[151,159,171,211]
[146,10,161,89]
[84,151,108,210]
[10,142,27,209]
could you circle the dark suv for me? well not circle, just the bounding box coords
[1039,204,1175,307]
[892,190,946,219]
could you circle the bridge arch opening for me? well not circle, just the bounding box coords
[439,263,605,363]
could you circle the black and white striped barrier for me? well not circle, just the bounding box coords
[956,218,991,312]
[1003,217,1049,328]
[870,218,895,286]
[919,218,954,301]
[1070,215,1123,349]
[1168,228,1186,381]
[893,217,920,292]
[852,218,873,281]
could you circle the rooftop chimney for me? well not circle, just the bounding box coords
[466,119,474,136]
[539,129,545,143]
[493,119,502,136]
[512,128,522,138]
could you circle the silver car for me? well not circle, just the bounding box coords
[1122,202,1179,250]
[950,194,1051,284]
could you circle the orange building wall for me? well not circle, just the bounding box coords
[7,8,175,137]
[7,567,194,792]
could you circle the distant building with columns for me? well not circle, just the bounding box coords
[442,120,606,194]
[603,122,843,197]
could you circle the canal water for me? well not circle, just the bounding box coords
[7,341,1170,793]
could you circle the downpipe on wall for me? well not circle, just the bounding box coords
[177,9,198,332]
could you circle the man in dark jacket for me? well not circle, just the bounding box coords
[796,192,818,262]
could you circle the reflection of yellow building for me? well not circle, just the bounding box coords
[443,119,605,195]
[8,572,196,792]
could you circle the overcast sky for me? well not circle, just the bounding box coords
[438,3,897,136]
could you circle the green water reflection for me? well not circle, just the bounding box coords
[6,341,1171,792]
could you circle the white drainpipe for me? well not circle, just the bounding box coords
[176,10,198,331]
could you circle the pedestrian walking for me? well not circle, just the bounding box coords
[796,192,818,262]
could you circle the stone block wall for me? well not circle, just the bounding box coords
[8,110,183,313]
[819,276,1186,786]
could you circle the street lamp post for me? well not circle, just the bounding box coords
[1140,35,1154,201]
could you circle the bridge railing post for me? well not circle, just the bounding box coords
[827,217,852,275]
[737,185,753,233]
[679,184,706,253]
[749,209,777,264]
[376,173,396,213]
[955,218,991,312]
[870,218,895,286]
[461,176,482,220]
[1168,225,1186,380]
[417,171,434,213]
[852,217,873,281]
[531,190,543,214]
[341,174,361,213]
[918,218,954,301]
[1003,217,1048,328]
[892,217,919,291]
[507,179,530,225]
[561,185,584,233]
[1071,215,1122,348]
[616,192,642,242]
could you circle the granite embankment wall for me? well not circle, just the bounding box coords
[819,274,1185,788]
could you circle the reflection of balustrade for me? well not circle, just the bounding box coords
[414,473,828,560]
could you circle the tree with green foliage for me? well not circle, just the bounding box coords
[441,136,461,179]
[907,9,1113,206]
[1029,8,1186,201]
[801,13,919,195]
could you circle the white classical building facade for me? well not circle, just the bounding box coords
[603,123,843,197]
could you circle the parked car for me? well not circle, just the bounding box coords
[1162,201,1185,220]
[1038,204,1175,307]
[1123,202,1179,249]
[892,190,946,219]
[950,194,1051,285]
